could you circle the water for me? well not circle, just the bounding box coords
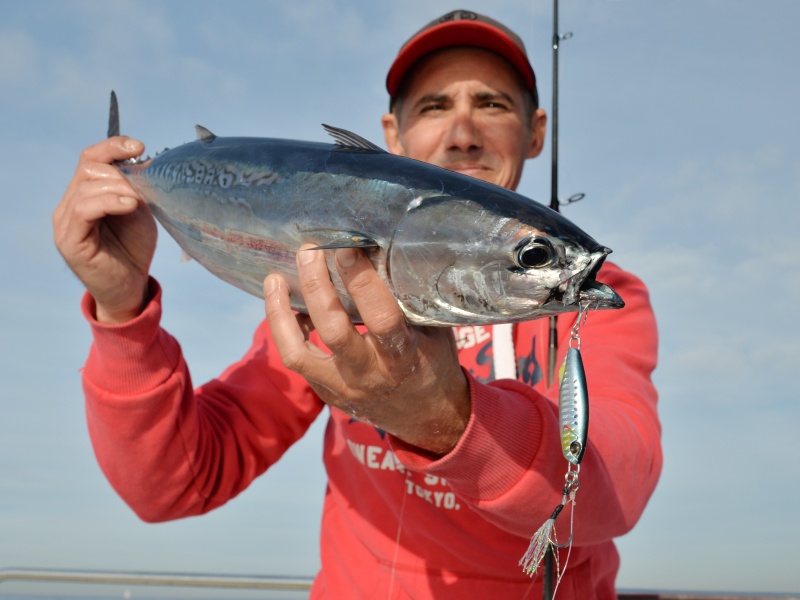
[0,591,307,600]
[0,581,309,600]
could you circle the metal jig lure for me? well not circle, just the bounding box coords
[520,303,591,583]
[559,310,589,465]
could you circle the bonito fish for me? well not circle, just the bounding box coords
[110,93,623,326]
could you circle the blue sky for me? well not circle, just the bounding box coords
[1,0,799,596]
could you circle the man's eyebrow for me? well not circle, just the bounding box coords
[409,90,518,112]
[474,91,517,105]
[412,93,450,109]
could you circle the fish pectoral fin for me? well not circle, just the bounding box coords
[322,124,387,153]
[304,231,379,250]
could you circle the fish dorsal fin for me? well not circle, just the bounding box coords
[322,124,386,153]
[195,124,217,144]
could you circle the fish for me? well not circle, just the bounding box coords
[108,92,624,326]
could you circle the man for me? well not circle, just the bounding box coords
[53,10,661,599]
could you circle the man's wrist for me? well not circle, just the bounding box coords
[93,281,151,324]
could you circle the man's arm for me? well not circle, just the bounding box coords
[82,280,325,522]
[265,245,660,542]
[391,264,662,544]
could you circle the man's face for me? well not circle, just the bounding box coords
[382,47,546,191]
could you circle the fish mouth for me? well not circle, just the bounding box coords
[578,279,625,309]
[555,247,625,311]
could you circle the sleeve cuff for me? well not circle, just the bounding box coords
[81,278,182,396]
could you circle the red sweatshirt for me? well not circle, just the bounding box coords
[81,261,661,599]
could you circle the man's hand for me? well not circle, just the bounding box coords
[53,137,157,323]
[264,245,471,456]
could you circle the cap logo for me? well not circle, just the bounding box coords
[438,10,478,24]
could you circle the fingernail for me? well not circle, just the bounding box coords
[123,139,142,152]
[337,248,358,268]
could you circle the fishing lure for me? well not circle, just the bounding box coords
[520,304,591,582]
[559,345,588,466]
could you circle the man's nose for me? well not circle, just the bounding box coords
[445,107,481,152]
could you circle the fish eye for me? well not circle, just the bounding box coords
[515,238,555,269]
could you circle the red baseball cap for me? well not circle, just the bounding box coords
[386,9,537,98]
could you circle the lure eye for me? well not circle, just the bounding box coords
[515,238,555,269]
[569,441,582,457]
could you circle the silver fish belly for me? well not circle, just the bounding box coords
[116,119,623,326]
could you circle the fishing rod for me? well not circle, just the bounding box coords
[546,0,575,390]
[544,0,575,598]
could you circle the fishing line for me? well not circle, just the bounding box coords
[552,490,577,598]
[387,471,411,600]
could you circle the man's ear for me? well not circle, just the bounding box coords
[381,113,406,156]
[527,108,547,159]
